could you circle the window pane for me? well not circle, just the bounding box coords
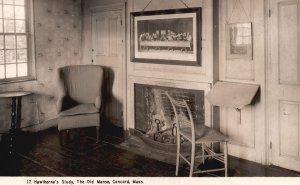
[6,63,16,78]
[4,19,15,33]
[5,35,16,49]
[16,20,25,33]
[17,49,26,63]
[5,50,16,63]
[3,5,14,19]
[0,0,32,81]
[3,0,13,4]
[17,63,27,77]
[0,36,3,49]
[15,6,25,19]
[17,35,26,48]
[0,5,2,18]
[15,0,24,6]
[0,19,3,33]
[0,65,4,79]
[0,50,4,64]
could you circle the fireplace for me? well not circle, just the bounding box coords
[134,83,205,145]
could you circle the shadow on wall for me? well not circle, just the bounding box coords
[101,66,123,127]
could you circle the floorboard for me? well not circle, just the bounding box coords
[0,124,299,177]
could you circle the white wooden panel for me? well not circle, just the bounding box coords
[225,106,254,148]
[133,0,203,12]
[279,101,300,158]
[270,0,300,172]
[225,60,254,80]
[224,0,255,81]
[127,0,213,84]
[279,4,299,84]
[91,5,125,128]
[95,17,106,56]
[226,0,252,23]
[109,17,119,57]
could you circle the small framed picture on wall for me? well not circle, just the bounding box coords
[226,23,253,60]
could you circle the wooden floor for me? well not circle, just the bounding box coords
[0,123,299,177]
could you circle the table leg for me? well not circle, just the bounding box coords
[9,97,17,155]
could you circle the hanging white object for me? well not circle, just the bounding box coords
[206,81,259,110]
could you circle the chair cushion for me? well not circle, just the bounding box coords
[59,103,99,116]
[58,113,100,131]
[181,124,228,143]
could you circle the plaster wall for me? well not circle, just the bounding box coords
[0,0,82,135]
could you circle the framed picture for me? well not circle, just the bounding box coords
[226,23,253,60]
[131,8,202,66]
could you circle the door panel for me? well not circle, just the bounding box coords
[95,17,106,56]
[225,106,254,148]
[108,16,119,57]
[92,8,124,127]
[279,101,300,158]
[270,0,300,171]
[278,2,299,84]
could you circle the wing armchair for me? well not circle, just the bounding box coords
[57,65,104,144]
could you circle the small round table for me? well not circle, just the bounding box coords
[0,91,33,155]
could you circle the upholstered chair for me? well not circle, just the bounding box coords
[56,65,104,144]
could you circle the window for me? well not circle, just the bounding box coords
[0,0,35,83]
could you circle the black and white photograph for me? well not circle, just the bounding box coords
[137,18,194,54]
[131,7,201,65]
[0,0,299,185]
[226,22,252,60]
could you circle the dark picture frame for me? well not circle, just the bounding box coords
[130,8,202,66]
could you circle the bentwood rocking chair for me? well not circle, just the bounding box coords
[165,92,228,177]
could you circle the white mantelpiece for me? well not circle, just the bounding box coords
[124,0,215,131]
[126,76,212,130]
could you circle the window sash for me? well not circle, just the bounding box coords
[0,0,35,83]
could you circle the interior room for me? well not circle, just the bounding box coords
[0,0,300,178]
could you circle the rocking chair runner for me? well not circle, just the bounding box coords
[165,92,229,177]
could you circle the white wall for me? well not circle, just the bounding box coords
[219,0,266,164]
[82,0,268,165]
[126,0,214,84]
[0,0,82,135]
[82,0,215,128]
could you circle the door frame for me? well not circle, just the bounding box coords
[265,0,300,168]
[265,0,272,166]
[90,3,127,129]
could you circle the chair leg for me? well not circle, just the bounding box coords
[59,131,64,146]
[175,135,181,176]
[189,142,195,177]
[224,141,228,177]
[202,143,205,164]
[96,126,100,143]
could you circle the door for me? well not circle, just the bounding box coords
[270,0,300,171]
[91,6,125,127]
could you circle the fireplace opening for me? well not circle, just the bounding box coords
[134,83,205,146]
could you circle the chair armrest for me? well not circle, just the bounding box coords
[95,95,102,109]
[56,95,66,113]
